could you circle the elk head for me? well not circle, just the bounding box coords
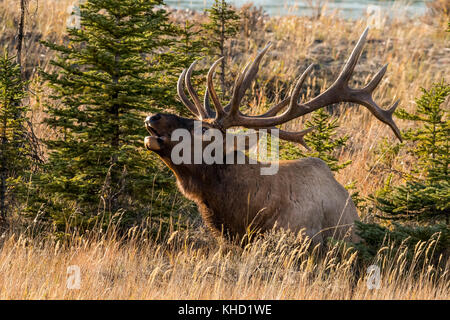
[145,27,402,169]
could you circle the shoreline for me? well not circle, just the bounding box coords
[162,1,428,20]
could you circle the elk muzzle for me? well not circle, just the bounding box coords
[144,114,166,151]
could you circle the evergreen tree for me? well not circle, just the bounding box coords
[0,50,30,221]
[303,109,351,172]
[171,20,207,116]
[351,221,449,264]
[372,81,449,223]
[281,109,351,172]
[36,0,187,229]
[178,21,206,60]
[203,0,240,95]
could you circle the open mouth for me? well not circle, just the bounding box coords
[145,123,161,137]
[145,122,165,151]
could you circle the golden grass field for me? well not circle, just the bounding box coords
[0,223,448,299]
[0,0,449,299]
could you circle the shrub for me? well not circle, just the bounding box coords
[371,81,449,223]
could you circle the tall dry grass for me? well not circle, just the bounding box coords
[0,222,448,299]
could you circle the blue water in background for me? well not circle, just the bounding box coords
[165,0,427,19]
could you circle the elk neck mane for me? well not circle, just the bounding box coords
[163,151,275,239]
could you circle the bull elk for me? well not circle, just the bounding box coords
[144,28,401,244]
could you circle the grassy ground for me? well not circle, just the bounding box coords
[0,224,448,299]
[0,0,448,299]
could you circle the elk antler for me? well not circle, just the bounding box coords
[177,27,402,146]
[178,48,314,147]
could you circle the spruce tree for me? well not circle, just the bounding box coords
[203,0,240,95]
[281,109,351,172]
[303,109,351,172]
[36,0,185,229]
[0,50,30,221]
[172,20,207,116]
[372,81,449,223]
[178,21,206,60]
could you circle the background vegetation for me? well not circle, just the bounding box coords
[0,0,448,299]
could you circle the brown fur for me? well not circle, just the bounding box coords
[145,113,360,245]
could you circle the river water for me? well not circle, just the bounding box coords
[165,0,428,19]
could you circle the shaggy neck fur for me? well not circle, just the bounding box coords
[162,151,268,241]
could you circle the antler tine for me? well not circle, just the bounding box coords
[237,42,272,104]
[244,63,313,118]
[203,89,216,118]
[257,97,290,117]
[362,97,401,141]
[335,27,369,86]
[207,57,225,119]
[364,63,387,93]
[305,27,402,141]
[223,43,272,114]
[358,64,402,141]
[185,60,208,119]
[233,64,315,148]
[177,69,200,117]
[229,63,312,120]
[288,64,314,111]
[228,61,251,116]
[238,126,314,150]
[276,127,315,150]
[249,28,365,121]
[216,28,402,142]
[322,28,401,140]
[219,64,314,128]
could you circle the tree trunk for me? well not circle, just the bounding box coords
[0,115,8,222]
[0,164,6,222]
[112,52,120,152]
[220,1,225,98]
[107,50,121,213]
[16,0,26,70]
